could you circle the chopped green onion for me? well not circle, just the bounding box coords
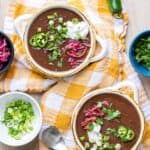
[58,17,63,23]
[56,25,62,32]
[2,100,35,140]
[49,35,55,41]
[103,135,110,142]
[107,144,115,149]
[115,143,121,150]
[48,49,61,62]
[72,18,79,24]
[63,22,67,26]
[62,27,68,33]
[54,12,58,17]
[48,20,54,26]
[61,33,68,39]
[79,136,85,141]
[37,27,42,32]
[103,142,110,149]
[47,15,55,19]
[48,54,57,62]
[53,50,61,57]
[84,142,90,149]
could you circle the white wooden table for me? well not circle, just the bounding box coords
[0,0,150,149]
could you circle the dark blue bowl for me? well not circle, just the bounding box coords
[129,30,150,77]
[0,31,14,75]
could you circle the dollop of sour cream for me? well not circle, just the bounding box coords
[87,123,102,147]
[66,21,89,40]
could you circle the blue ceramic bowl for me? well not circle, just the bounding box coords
[0,31,14,75]
[129,30,150,77]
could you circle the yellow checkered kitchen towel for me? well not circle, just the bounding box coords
[1,0,150,149]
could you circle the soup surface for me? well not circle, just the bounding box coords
[28,8,90,72]
[76,93,141,150]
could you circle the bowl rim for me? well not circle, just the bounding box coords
[72,89,145,150]
[0,91,42,147]
[0,31,14,74]
[24,4,96,78]
[128,30,150,77]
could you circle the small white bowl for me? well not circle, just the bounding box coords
[0,92,42,146]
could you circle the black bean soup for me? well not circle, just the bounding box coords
[76,93,141,150]
[28,8,91,72]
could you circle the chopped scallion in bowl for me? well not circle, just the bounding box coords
[2,100,35,140]
[0,92,42,146]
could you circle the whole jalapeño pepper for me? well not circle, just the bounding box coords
[107,0,122,18]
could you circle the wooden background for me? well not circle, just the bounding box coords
[0,0,150,149]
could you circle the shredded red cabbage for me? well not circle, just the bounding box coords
[0,37,10,70]
[65,39,90,68]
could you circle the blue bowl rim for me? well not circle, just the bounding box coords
[0,31,14,74]
[128,30,150,77]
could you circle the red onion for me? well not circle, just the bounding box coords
[80,104,105,130]
[0,37,10,69]
[65,39,90,68]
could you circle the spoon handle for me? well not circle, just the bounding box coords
[54,142,68,150]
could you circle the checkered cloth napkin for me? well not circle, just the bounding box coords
[1,0,150,149]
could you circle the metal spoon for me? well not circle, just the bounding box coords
[41,126,67,150]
